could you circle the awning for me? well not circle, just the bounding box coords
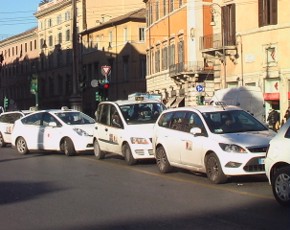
[165,97,176,107]
[171,97,185,108]
[264,92,290,101]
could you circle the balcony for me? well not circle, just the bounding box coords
[199,33,236,57]
[169,61,212,78]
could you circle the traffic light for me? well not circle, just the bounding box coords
[3,97,9,109]
[97,80,109,101]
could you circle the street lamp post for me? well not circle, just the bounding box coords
[210,3,226,89]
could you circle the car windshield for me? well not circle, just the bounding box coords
[202,110,268,134]
[55,111,95,125]
[120,102,166,125]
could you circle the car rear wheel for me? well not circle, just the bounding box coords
[123,143,136,165]
[63,137,76,156]
[272,166,290,207]
[156,146,173,173]
[0,132,7,147]
[16,137,29,155]
[205,152,227,184]
[94,139,105,160]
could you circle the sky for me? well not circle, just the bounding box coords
[0,0,41,40]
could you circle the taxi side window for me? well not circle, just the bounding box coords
[98,104,110,125]
[185,112,206,134]
[158,112,173,128]
[169,111,187,132]
[22,113,43,126]
[110,106,123,128]
[42,113,59,127]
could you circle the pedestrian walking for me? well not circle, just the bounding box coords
[267,108,280,132]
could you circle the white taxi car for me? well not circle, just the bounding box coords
[265,118,290,207]
[11,107,95,156]
[152,104,275,184]
[93,97,166,165]
[0,110,32,147]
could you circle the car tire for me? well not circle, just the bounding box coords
[205,152,227,184]
[272,166,290,207]
[156,145,173,173]
[16,137,29,155]
[123,143,136,165]
[0,132,7,147]
[63,137,76,156]
[94,139,105,160]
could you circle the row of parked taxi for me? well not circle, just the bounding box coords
[0,97,289,207]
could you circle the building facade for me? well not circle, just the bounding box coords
[0,28,39,110]
[0,0,147,113]
[80,8,147,116]
[144,0,290,121]
[143,0,215,108]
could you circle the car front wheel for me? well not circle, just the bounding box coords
[16,137,29,155]
[63,137,76,156]
[123,143,136,165]
[94,139,105,160]
[272,166,290,207]
[156,146,173,173]
[205,152,227,184]
[0,132,7,147]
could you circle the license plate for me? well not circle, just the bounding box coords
[258,158,265,164]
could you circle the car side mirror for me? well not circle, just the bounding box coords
[49,121,57,127]
[190,127,202,136]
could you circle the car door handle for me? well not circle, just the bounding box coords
[105,128,108,132]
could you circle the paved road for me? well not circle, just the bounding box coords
[0,147,289,230]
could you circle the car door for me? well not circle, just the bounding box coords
[42,112,62,150]
[95,103,111,152]
[161,111,188,164]
[104,105,124,155]
[20,112,44,149]
[179,112,207,168]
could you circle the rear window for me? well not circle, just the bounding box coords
[0,113,23,124]
[120,102,166,124]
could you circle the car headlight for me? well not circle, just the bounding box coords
[73,128,89,136]
[219,143,247,153]
[130,137,149,144]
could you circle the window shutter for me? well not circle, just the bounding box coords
[271,0,277,25]
[258,0,264,27]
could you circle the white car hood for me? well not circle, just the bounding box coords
[216,130,275,147]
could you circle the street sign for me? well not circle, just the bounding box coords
[196,85,204,92]
[101,65,111,78]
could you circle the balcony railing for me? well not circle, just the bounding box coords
[200,33,236,50]
[169,61,209,78]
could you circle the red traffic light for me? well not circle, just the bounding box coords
[103,83,110,89]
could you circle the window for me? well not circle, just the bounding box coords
[65,11,71,21]
[169,43,175,66]
[163,0,167,16]
[57,14,62,24]
[139,28,145,42]
[178,40,184,64]
[169,0,174,12]
[48,18,52,27]
[155,48,160,73]
[258,0,277,27]
[222,4,236,46]
[162,46,168,70]
[156,1,159,21]
[66,29,70,41]
[179,0,183,8]
[49,35,53,47]
[58,32,62,44]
